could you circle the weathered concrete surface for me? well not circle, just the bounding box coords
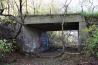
[79,21,88,51]
[16,26,39,53]
[24,14,85,24]
[16,24,49,53]
[16,14,87,53]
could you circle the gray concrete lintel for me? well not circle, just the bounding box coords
[23,14,85,24]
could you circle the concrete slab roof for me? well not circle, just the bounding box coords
[23,14,85,24]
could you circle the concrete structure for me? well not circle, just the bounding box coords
[16,14,87,53]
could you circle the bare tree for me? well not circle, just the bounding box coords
[79,0,98,13]
[79,0,84,12]
[14,0,26,38]
[7,0,10,14]
[60,0,72,56]
[25,0,28,14]
[88,0,98,13]
[0,0,24,38]
[63,0,72,14]
[31,0,41,14]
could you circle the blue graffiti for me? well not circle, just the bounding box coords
[40,32,49,51]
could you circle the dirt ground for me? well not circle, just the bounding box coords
[0,51,98,65]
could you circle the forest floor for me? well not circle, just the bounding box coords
[1,51,98,65]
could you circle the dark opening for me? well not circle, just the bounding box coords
[26,22,79,57]
[27,22,79,31]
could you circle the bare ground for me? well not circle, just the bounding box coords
[0,51,98,65]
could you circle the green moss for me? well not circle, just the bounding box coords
[80,12,98,17]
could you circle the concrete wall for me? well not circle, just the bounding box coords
[79,21,88,51]
[17,26,39,53]
[16,25,49,53]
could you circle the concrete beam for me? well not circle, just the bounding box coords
[24,14,85,24]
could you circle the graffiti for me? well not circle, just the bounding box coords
[40,32,49,51]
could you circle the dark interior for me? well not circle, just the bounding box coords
[27,22,79,31]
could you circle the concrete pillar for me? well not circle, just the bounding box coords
[16,26,40,53]
[79,21,88,51]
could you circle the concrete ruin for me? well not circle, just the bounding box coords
[15,14,87,53]
[0,14,88,53]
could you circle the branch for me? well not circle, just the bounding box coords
[63,0,72,13]
[67,0,72,6]
[22,0,26,6]
[13,0,20,14]
[14,24,22,39]
[0,14,23,25]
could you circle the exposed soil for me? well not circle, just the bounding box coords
[0,51,98,65]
